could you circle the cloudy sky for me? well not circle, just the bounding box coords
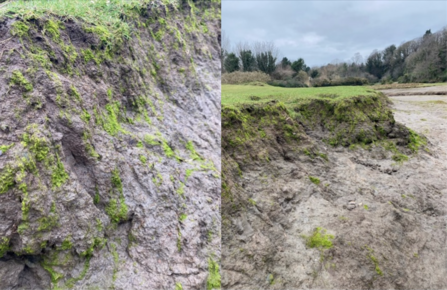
[222,1,447,67]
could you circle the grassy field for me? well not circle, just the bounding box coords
[222,84,378,107]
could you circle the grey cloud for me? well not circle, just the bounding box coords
[222,1,447,66]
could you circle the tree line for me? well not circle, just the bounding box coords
[222,27,447,86]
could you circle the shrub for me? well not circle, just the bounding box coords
[268,79,308,88]
[222,71,270,85]
[312,77,368,87]
[295,70,309,83]
[311,78,331,87]
[271,65,295,80]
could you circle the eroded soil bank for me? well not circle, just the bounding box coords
[221,87,447,289]
[0,1,221,289]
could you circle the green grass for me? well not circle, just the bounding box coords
[1,0,180,53]
[222,84,377,108]
[0,0,180,22]
[2,1,173,33]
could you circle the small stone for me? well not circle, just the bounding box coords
[347,204,356,210]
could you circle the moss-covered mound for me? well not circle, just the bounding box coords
[222,101,303,152]
[292,92,400,146]
[223,92,425,160]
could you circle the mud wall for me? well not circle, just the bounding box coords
[0,1,221,289]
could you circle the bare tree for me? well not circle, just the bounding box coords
[235,41,252,57]
[252,41,279,60]
[221,30,231,54]
[351,52,363,65]
[221,30,231,73]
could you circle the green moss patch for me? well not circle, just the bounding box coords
[222,101,302,152]
[161,140,175,158]
[0,237,10,258]
[309,176,320,185]
[305,227,334,249]
[10,20,29,37]
[408,128,427,152]
[106,197,128,224]
[206,258,221,290]
[106,168,127,224]
[0,143,14,153]
[41,262,64,284]
[111,168,123,193]
[248,198,256,206]
[293,93,394,147]
[186,140,203,161]
[303,148,328,161]
[366,246,383,276]
[44,19,63,41]
[38,202,59,231]
[177,229,182,252]
[22,132,49,162]
[51,155,69,188]
[179,213,187,222]
[99,103,124,136]
[10,70,33,92]
[0,165,16,194]
[61,236,73,250]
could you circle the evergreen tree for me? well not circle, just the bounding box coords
[239,50,256,72]
[224,52,240,73]
[256,51,276,75]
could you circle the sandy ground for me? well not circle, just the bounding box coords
[381,84,447,96]
[388,86,447,162]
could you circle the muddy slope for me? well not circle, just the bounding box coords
[0,1,221,289]
[221,91,447,290]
